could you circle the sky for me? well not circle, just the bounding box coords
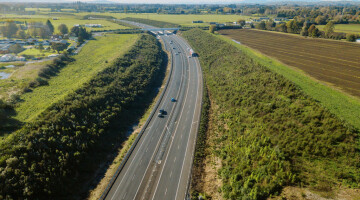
[1,0,357,3]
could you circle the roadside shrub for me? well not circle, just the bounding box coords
[183,29,360,199]
[346,33,357,42]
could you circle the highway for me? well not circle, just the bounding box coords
[102,21,203,200]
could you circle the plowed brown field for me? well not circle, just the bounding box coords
[219,29,360,97]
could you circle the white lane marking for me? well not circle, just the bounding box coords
[150,36,193,200]
[132,37,187,200]
[165,188,168,195]
[178,145,180,150]
[170,171,173,178]
[110,35,179,200]
[175,38,202,200]
[122,192,128,200]
[174,157,177,162]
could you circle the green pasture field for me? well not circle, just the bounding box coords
[317,24,360,34]
[14,34,139,122]
[25,8,51,12]
[75,13,254,27]
[217,34,360,130]
[0,15,128,33]
[19,47,54,58]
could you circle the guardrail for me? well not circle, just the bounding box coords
[99,34,174,200]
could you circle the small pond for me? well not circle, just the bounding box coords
[0,72,11,79]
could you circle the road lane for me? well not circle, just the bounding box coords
[103,21,202,200]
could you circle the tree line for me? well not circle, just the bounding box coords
[255,19,359,41]
[0,34,166,199]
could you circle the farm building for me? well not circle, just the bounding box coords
[192,20,203,23]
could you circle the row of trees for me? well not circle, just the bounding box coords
[256,19,359,41]
[183,29,360,200]
[0,20,69,39]
[0,34,166,199]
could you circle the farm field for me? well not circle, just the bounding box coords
[0,16,127,33]
[75,13,254,26]
[19,47,54,58]
[219,29,360,97]
[13,34,139,122]
[317,23,360,34]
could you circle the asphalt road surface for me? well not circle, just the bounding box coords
[103,21,203,200]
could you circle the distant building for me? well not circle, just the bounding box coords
[209,22,217,25]
[192,20,203,23]
[85,24,102,28]
[0,54,25,62]
[356,39,360,43]
[259,17,270,21]
[51,35,63,41]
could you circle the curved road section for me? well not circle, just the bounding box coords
[102,21,203,200]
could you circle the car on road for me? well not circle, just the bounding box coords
[173,47,176,49]
[171,98,176,102]
[158,109,166,117]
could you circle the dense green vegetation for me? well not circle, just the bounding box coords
[183,29,360,199]
[14,34,137,122]
[123,17,180,28]
[0,34,166,199]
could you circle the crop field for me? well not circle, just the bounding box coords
[219,29,360,97]
[317,24,360,34]
[14,34,139,122]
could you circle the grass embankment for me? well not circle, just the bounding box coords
[183,29,360,199]
[218,29,360,130]
[14,34,138,122]
[0,34,167,199]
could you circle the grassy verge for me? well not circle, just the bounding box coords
[183,28,360,199]
[217,33,360,130]
[14,34,138,122]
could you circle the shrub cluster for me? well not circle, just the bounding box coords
[183,29,360,199]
